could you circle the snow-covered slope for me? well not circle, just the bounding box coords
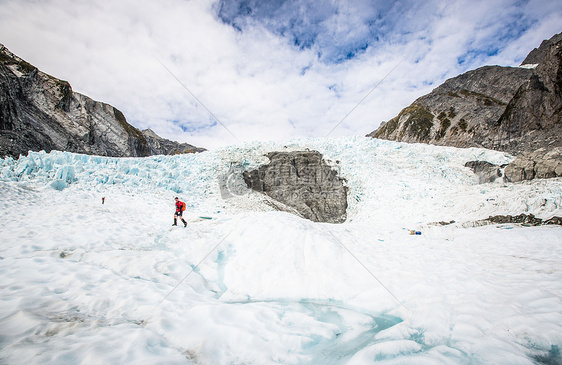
[1,137,561,364]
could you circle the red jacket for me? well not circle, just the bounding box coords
[176,201,186,212]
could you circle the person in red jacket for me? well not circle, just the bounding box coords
[173,197,187,227]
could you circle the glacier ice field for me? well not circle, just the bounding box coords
[1,136,562,364]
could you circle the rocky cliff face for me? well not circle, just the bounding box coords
[243,151,348,223]
[368,32,562,156]
[493,33,562,153]
[0,44,203,159]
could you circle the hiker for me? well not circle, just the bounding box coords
[173,197,187,227]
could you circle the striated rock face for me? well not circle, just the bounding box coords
[504,147,562,182]
[0,44,148,158]
[0,44,203,159]
[368,32,562,156]
[142,129,206,155]
[243,151,348,223]
[493,33,562,153]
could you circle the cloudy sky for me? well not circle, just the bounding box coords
[1,0,561,149]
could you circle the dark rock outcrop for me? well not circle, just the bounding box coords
[368,32,562,156]
[243,151,348,223]
[504,147,562,182]
[464,161,503,183]
[142,129,206,155]
[432,214,562,227]
[0,44,203,159]
[486,213,562,226]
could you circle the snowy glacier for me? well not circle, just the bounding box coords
[1,137,561,364]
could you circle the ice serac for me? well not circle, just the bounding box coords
[368,32,562,156]
[243,150,348,223]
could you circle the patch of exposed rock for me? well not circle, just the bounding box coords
[504,147,562,182]
[431,214,562,227]
[486,214,562,226]
[243,151,348,223]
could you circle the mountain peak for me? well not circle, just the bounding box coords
[368,32,562,155]
[520,32,562,66]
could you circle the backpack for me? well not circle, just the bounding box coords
[180,202,186,211]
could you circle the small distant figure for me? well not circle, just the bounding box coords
[102,197,105,204]
[173,197,187,227]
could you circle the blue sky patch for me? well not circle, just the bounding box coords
[215,0,402,63]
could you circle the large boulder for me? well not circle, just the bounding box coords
[243,151,348,223]
[464,161,503,183]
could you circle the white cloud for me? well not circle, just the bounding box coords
[0,0,561,149]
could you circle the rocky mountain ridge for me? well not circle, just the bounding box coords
[0,44,203,159]
[369,32,562,156]
[142,128,205,155]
